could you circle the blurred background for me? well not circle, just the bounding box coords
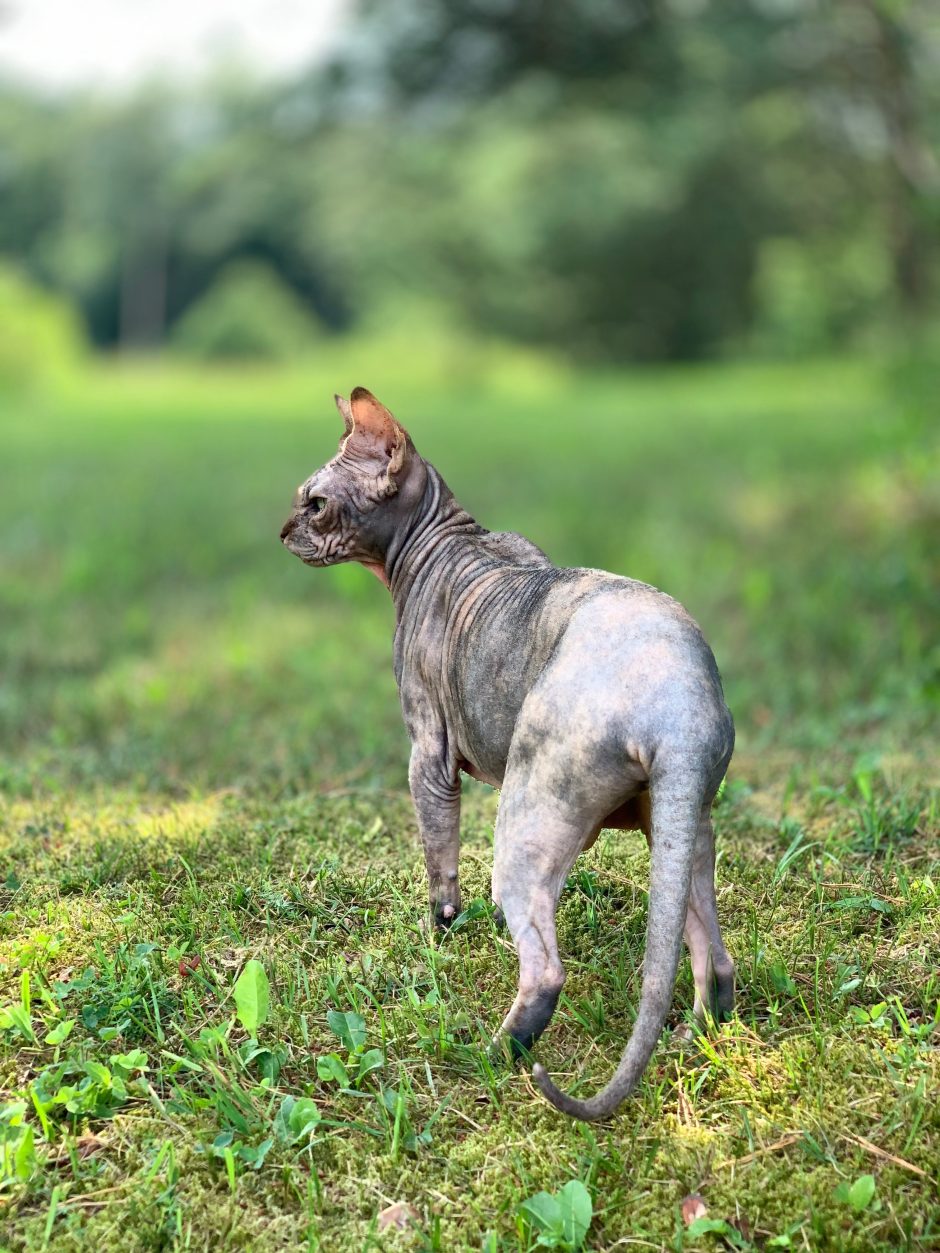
[2,0,939,364]
[1,0,938,797]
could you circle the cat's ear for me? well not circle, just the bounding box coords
[346,386,409,477]
[334,393,354,435]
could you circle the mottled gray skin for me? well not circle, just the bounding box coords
[280,388,735,1121]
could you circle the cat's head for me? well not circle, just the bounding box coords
[279,388,426,579]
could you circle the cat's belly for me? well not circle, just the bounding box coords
[457,755,504,789]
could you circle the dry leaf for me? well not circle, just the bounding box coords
[178,953,201,977]
[728,1215,752,1241]
[378,1202,419,1231]
[681,1194,707,1225]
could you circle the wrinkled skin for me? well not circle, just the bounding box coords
[281,388,735,1121]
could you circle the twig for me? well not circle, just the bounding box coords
[717,1133,801,1168]
[842,1133,930,1180]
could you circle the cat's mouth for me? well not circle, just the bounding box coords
[279,521,313,560]
[279,518,339,567]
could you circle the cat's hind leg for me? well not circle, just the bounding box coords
[491,784,587,1055]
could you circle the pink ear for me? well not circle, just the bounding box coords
[350,387,394,436]
[349,387,407,463]
[334,393,354,434]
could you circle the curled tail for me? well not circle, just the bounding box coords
[532,774,702,1122]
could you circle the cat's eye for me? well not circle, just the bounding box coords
[308,496,327,515]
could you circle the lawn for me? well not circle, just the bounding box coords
[0,349,937,1250]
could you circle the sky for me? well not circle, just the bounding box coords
[0,0,350,92]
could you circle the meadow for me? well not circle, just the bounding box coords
[0,348,937,1250]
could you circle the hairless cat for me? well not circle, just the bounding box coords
[280,387,735,1121]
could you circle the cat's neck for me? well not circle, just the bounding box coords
[382,463,485,613]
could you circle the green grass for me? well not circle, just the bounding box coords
[0,350,938,1250]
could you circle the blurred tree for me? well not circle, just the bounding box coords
[349,0,680,101]
[171,258,323,360]
[0,0,936,360]
[831,0,938,319]
[0,261,86,390]
[333,0,939,353]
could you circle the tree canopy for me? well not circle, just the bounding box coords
[1,0,936,361]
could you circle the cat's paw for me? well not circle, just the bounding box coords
[431,899,459,930]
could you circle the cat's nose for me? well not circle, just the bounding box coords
[280,516,295,541]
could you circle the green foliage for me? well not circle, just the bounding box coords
[315,1052,349,1086]
[272,1095,321,1145]
[171,261,321,361]
[0,971,36,1042]
[43,1019,74,1046]
[0,263,85,392]
[518,1180,593,1249]
[836,1174,877,1214]
[31,1050,148,1122]
[1,1102,37,1188]
[326,1009,366,1053]
[233,959,270,1035]
[210,1129,273,1174]
[316,1010,385,1091]
[1,1,937,362]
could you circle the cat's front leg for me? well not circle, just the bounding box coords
[409,742,462,928]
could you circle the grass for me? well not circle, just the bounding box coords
[0,347,938,1250]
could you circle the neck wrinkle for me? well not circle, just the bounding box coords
[387,465,483,617]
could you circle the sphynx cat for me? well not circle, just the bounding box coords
[280,387,735,1121]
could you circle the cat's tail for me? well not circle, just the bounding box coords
[532,769,702,1121]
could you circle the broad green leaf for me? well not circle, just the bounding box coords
[273,1096,319,1144]
[44,1019,75,1046]
[239,1137,273,1169]
[854,769,874,803]
[257,1051,281,1084]
[557,1181,592,1247]
[404,1125,433,1152]
[240,1043,281,1084]
[0,1100,27,1127]
[14,1125,36,1181]
[520,1182,593,1250]
[1,1004,36,1042]
[289,1097,321,1139]
[449,898,492,930]
[111,1049,148,1073]
[829,895,892,916]
[233,960,270,1035]
[326,1009,366,1053]
[316,1053,349,1086]
[686,1216,740,1239]
[83,1061,112,1088]
[273,1096,296,1142]
[519,1191,562,1234]
[274,1097,323,1147]
[847,1174,876,1212]
[356,1047,385,1083]
[381,1086,404,1115]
